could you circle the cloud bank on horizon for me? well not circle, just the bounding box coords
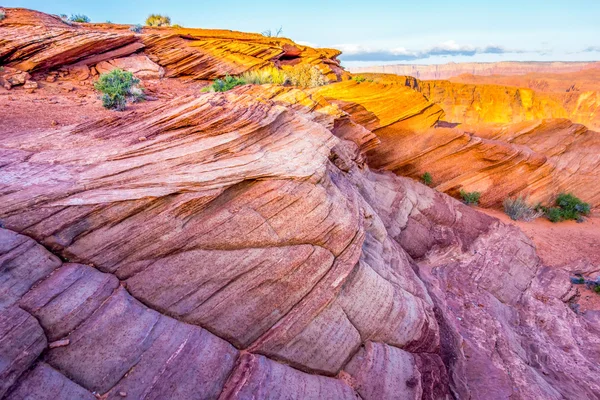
[336,40,596,63]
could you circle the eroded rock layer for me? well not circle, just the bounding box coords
[0,8,344,81]
[315,76,600,207]
[1,7,600,400]
[1,83,599,399]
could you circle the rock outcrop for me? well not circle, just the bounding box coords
[1,7,600,400]
[351,61,600,80]
[0,8,345,82]
[1,81,600,398]
[316,76,600,207]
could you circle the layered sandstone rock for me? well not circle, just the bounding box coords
[2,7,600,400]
[0,8,344,82]
[351,61,600,80]
[1,83,599,399]
[317,75,600,207]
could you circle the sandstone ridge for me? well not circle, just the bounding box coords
[1,8,600,400]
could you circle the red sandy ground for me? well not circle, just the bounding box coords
[484,209,600,312]
[0,75,208,135]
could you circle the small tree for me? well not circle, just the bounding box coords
[69,14,90,23]
[94,69,144,111]
[421,172,433,186]
[146,14,171,27]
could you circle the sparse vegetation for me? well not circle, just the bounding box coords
[541,193,590,223]
[69,14,90,23]
[571,274,600,294]
[130,24,143,33]
[0,10,6,21]
[207,75,247,92]
[262,27,283,37]
[503,196,543,221]
[204,64,328,92]
[172,24,183,29]
[460,190,481,206]
[94,69,144,111]
[285,64,326,88]
[421,172,433,186]
[145,14,171,27]
[241,67,287,85]
[353,76,367,83]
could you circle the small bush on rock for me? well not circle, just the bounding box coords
[503,196,543,221]
[421,172,433,186]
[130,24,143,33]
[285,65,326,88]
[146,14,171,27]
[543,193,590,223]
[208,75,246,92]
[241,67,287,85]
[460,190,481,206]
[0,11,6,21]
[94,69,144,111]
[69,14,90,23]
[353,76,367,83]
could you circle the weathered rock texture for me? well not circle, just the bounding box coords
[1,7,600,400]
[1,81,600,399]
[316,76,600,207]
[351,61,600,80]
[0,8,345,82]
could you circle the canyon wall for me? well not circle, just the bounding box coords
[1,8,600,400]
[350,61,600,80]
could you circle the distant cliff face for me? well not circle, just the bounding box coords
[350,61,600,80]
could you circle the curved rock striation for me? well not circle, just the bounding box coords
[317,76,600,207]
[1,6,600,400]
[1,82,599,398]
[0,8,344,81]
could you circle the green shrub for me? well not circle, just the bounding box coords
[503,196,543,221]
[421,172,433,186]
[353,76,367,83]
[544,193,590,223]
[208,75,247,92]
[94,69,144,111]
[285,64,326,88]
[146,14,171,27]
[595,286,600,294]
[172,24,183,29]
[69,14,90,23]
[460,190,481,205]
[130,24,143,33]
[241,67,287,85]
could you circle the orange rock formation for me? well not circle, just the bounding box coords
[1,7,600,400]
[351,61,600,80]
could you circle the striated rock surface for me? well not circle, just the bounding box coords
[1,6,600,400]
[0,8,344,82]
[1,80,600,398]
[318,75,600,207]
[351,61,600,80]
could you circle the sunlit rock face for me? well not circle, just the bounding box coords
[1,7,600,400]
[350,61,600,80]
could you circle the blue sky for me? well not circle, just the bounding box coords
[4,0,600,67]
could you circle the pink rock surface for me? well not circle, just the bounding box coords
[4,362,95,400]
